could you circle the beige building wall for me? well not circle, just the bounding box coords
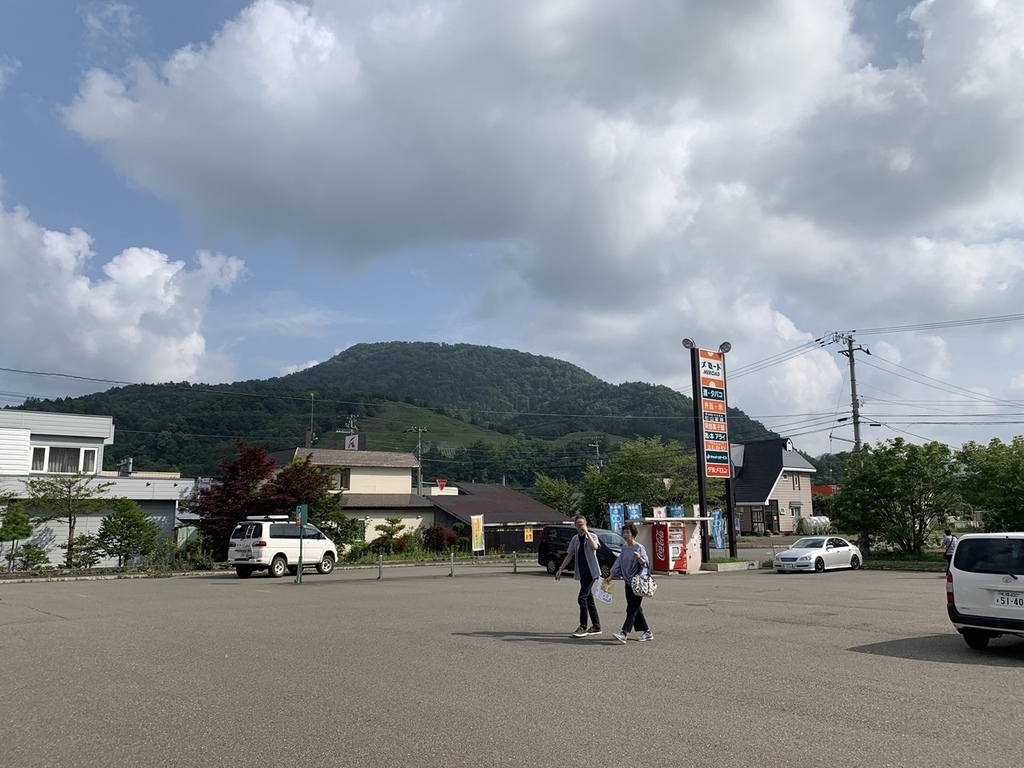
[349,467,413,494]
[360,512,433,542]
[768,471,815,533]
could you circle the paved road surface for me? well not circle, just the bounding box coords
[1,564,1021,768]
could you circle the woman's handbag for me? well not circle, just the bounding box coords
[630,569,657,597]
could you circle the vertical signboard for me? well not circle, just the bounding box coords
[471,514,485,553]
[607,503,625,535]
[698,348,731,479]
[710,509,725,549]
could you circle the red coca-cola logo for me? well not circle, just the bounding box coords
[654,528,667,561]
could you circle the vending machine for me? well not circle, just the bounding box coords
[652,521,688,572]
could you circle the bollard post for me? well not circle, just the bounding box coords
[513,551,517,573]
[449,549,455,577]
[378,552,383,580]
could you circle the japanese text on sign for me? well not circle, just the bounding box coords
[697,348,731,480]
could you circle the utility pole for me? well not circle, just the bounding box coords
[304,393,316,448]
[836,333,871,551]
[405,426,427,495]
[589,436,604,471]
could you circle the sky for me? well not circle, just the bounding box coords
[2,0,1024,459]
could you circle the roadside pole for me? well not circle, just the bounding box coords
[295,504,308,584]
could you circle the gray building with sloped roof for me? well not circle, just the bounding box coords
[730,437,815,534]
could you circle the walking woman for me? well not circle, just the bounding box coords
[607,523,653,643]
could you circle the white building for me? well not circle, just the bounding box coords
[0,410,195,568]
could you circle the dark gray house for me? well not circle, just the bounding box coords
[730,438,815,534]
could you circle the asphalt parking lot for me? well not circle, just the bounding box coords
[1,564,1021,768]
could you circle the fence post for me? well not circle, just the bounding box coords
[377,553,383,580]
[449,549,455,577]
[512,551,517,573]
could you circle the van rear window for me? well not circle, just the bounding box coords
[954,539,1024,574]
[231,524,261,539]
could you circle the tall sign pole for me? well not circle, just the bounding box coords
[720,351,738,558]
[684,339,735,561]
[684,340,710,564]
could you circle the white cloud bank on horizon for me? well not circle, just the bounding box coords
[4,0,1024,454]
[0,203,244,389]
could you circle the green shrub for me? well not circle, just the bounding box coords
[16,543,52,571]
[61,534,101,570]
[175,538,216,570]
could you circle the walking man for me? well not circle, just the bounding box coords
[941,528,957,568]
[555,515,602,638]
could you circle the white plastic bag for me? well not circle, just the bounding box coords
[595,578,615,604]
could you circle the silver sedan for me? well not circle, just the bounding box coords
[773,536,863,574]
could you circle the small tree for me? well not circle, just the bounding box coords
[0,503,34,572]
[16,543,51,571]
[97,498,162,567]
[372,516,407,555]
[60,534,101,570]
[21,473,114,568]
[188,440,277,558]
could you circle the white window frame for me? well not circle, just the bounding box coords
[29,446,99,474]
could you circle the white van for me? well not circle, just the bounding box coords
[228,515,337,579]
[945,532,1024,649]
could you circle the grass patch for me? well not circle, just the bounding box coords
[709,557,750,563]
[864,550,947,571]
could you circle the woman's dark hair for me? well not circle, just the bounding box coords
[623,523,639,537]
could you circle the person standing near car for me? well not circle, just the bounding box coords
[555,515,602,638]
[606,523,653,643]
[941,529,957,568]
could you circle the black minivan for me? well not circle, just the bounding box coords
[537,524,625,578]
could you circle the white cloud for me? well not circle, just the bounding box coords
[0,55,21,93]
[0,203,244,389]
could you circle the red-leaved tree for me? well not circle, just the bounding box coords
[189,440,278,555]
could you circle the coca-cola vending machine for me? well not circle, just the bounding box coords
[652,521,687,572]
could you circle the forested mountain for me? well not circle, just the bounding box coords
[11,341,776,483]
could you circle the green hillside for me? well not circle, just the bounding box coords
[10,341,776,484]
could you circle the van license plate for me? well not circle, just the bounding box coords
[994,592,1024,608]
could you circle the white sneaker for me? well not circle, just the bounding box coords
[613,631,628,644]
[638,631,654,642]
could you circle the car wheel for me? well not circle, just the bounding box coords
[268,556,287,578]
[600,564,611,579]
[776,569,786,574]
[316,554,335,575]
[963,629,991,650]
[545,557,559,574]
[235,566,254,579]
[850,555,861,570]
[814,557,825,573]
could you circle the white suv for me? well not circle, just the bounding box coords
[228,515,338,579]
[946,532,1024,649]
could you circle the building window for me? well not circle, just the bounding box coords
[792,474,801,491]
[48,447,81,473]
[32,447,46,471]
[332,468,351,490]
[83,449,96,473]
